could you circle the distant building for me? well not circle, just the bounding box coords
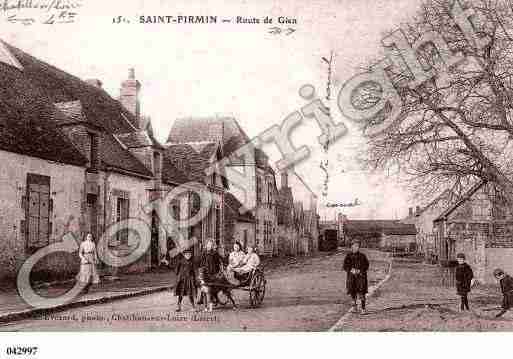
[277,170,297,256]
[342,219,416,250]
[401,192,453,259]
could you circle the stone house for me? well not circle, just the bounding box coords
[163,142,228,257]
[303,208,319,253]
[433,181,513,283]
[294,202,309,255]
[0,40,186,281]
[401,192,453,259]
[277,171,298,256]
[342,219,416,250]
[379,225,417,252]
[0,42,88,282]
[166,117,279,256]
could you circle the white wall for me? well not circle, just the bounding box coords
[0,150,84,280]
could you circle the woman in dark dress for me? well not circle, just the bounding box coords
[343,241,369,314]
[455,253,474,311]
[174,249,197,312]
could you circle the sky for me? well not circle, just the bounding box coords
[1,0,425,220]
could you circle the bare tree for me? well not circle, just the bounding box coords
[358,0,513,208]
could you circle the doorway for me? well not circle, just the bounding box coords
[86,193,98,241]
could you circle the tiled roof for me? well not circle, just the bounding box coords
[344,220,417,235]
[54,100,88,124]
[382,224,417,235]
[116,131,154,148]
[433,181,486,223]
[1,40,157,177]
[162,155,190,185]
[163,143,212,184]
[102,134,153,177]
[5,42,137,134]
[166,116,270,167]
[225,192,255,222]
[0,44,87,166]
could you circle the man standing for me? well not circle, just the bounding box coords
[343,241,370,314]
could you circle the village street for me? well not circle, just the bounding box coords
[0,249,389,331]
[335,258,513,331]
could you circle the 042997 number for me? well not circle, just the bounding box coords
[6,347,38,356]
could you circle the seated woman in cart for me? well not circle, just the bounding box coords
[223,241,246,286]
[233,245,261,283]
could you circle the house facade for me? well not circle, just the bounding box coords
[433,182,513,283]
[166,117,279,256]
[163,142,228,257]
[277,171,298,256]
[0,40,194,282]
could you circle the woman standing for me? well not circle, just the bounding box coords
[76,233,100,294]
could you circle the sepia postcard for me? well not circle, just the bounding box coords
[1,0,513,356]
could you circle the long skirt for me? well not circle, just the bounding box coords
[346,272,368,296]
[76,263,100,284]
[174,277,197,297]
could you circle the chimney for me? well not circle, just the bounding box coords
[281,170,289,189]
[408,207,413,216]
[86,79,103,88]
[120,68,141,125]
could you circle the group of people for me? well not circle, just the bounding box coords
[174,239,261,312]
[342,241,513,318]
[454,253,513,318]
[74,233,513,318]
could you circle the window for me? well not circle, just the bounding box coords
[116,196,130,245]
[215,205,221,242]
[267,180,272,208]
[25,174,52,253]
[256,177,262,205]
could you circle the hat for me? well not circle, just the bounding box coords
[456,253,465,259]
[493,268,505,277]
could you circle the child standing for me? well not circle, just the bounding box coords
[493,268,513,318]
[343,241,370,314]
[174,249,197,312]
[455,253,474,311]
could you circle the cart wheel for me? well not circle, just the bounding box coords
[249,272,266,308]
